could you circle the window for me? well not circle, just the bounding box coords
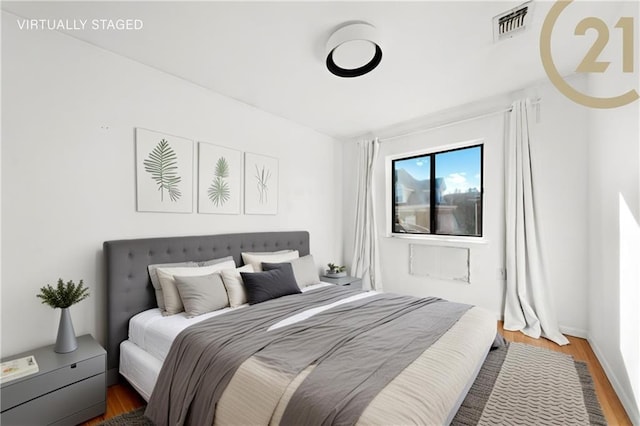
[391,144,483,237]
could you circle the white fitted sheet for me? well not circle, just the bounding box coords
[128,305,244,360]
[122,282,340,401]
[128,282,334,361]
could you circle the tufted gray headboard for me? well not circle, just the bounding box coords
[103,231,309,384]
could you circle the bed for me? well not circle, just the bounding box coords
[104,231,496,425]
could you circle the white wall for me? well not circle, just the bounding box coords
[343,75,590,334]
[1,12,343,357]
[372,114,506,315]
[587,5,640,418]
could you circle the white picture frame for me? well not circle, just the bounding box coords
[197,142,242,214]
[135,128,193,213]
[244,152,278,215]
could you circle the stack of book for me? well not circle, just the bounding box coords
[1,355,39,384]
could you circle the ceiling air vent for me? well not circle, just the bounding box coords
[493,1,533,42]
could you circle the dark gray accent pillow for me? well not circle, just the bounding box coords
[173,273,229,317]
[240,265,301,305]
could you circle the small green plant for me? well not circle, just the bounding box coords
[327,263,346,274]
[36,279,90,309]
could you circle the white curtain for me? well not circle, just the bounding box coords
[351,139,381,291]
[504,99,569,346]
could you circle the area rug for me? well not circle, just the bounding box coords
[100,342,605,425]
[451,342,606,425]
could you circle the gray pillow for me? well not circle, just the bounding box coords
[156,260,236,316]
[148,261,197,311]
[147,256,234,312]
[262,255,320,288]
[290,255,321,287]
[173,273,229,317]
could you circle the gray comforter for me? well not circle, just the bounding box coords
[145,286,471,426]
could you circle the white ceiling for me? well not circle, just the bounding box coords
[3,1,613,140]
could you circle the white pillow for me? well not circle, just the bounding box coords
[156,260,236,315]
[147,256,233,311]
[241,250,299,272]
[198,255,235,267]
[148,261,197,311]
[220,264,254,308]
[242,249,294,255]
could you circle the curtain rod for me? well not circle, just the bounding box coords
[379,97,541,143]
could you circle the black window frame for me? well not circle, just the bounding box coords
[391,143,484,237]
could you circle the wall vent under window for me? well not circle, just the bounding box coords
[409,244,470,283]
[493,1,533,42]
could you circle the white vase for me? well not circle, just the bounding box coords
[54,308,78,353]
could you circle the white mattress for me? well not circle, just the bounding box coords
[127,282,339,361]
[122,282,362,401]
[128,305,244,361]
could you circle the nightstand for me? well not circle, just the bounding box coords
[1,334,106,426]
[321,275,363,290]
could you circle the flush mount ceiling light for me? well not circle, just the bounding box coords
[326,22,382,78]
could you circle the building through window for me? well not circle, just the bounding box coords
[392,144,483,237]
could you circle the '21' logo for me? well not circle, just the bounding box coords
[540,1,638,108]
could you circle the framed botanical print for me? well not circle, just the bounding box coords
[135,128,193,213]
[244,152,278,215]
[197,142,242,214]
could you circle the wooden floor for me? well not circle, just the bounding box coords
[499,322,631,425]
[83,322,631,425]
[83,380,146,426]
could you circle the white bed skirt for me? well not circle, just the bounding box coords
[120,340,162,402]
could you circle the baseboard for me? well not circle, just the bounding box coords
[559,325,588,339]
[588,337,640,424]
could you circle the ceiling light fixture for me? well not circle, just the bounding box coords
[326,22,382,78]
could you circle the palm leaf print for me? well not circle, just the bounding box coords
[215,156,229,179]
[143,139,182,202]
[208,156,231,206]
